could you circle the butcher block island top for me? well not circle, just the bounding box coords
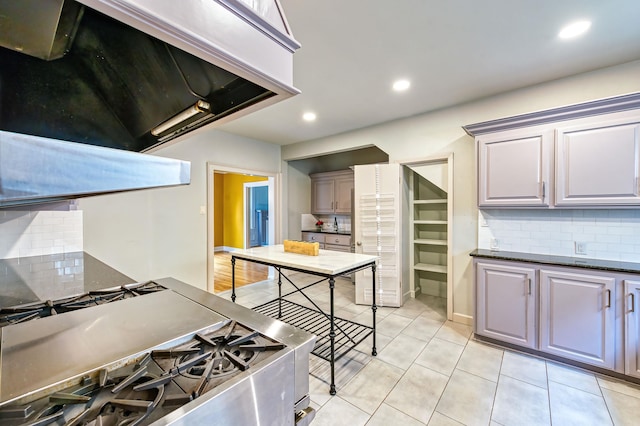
[231,244,378,275]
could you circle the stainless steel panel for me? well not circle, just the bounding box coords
[0,290,226,404]
[0,0,83,60]
[157,277,316,406]
[0,130,190,207]
[157,348,296,426]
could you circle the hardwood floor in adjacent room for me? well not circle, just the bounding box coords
[213,251,269,293]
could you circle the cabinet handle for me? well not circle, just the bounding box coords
[335,201,338,209]
[606,289,611,308]
[527,278,532,295]
[331,202,334,210]
[541,181,546,201]
[631,293,636,313]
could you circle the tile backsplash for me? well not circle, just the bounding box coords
[0,208,83,259]
[302,213,352,232]
[478,209,640,262]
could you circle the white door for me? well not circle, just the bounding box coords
[354,163,403,307]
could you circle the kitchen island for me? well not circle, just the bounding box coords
[230,244,378,395]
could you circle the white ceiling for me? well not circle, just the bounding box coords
[218,0,640,146]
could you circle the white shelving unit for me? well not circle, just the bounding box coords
[410,175,448,298]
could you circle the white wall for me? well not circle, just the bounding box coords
[79,129,282,290]
[282,59,640,324]
[0,207,83,259]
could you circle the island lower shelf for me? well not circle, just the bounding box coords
[253,299,373,362]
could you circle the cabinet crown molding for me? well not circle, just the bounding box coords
[463,92,640,136]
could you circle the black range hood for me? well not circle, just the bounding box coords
[0,3,275,152]
[0,0,300,207]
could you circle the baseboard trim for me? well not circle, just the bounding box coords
[452,312,473,326]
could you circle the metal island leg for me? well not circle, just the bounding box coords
[371,263,377,356]
[278,268,282,318]
[231,256,236,303]
[329,276,336,395]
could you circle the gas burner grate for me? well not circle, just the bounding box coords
[0,354,171,426]
[152,320,285,398]
[0,281,167,327]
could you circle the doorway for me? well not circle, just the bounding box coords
[244,182,269,248]
[206,163,279,293]
[402,154,453,321]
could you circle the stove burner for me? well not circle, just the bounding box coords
[0,321,287,426]
[152,321,284,398]
[0,357,167,426]
[0,281,167,328]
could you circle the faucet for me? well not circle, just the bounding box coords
[334,217,338,232]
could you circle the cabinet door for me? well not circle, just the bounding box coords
[475,262,536,348]
[477,129,552,207]
[625,280,640,378]
[556,117,640,206]
[301,232,324,243]
[540,269,615,369]
[325,243,350,252]
[311,178,335,214]
[334,175,354,214]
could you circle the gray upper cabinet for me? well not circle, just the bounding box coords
[477,128,553,207]
[556,114,640,206]
[311,170,354,215]
[465,92,640,208]
[311,178,335,214]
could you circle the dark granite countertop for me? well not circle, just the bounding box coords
[301,229,352,235]
[470,249,640,275]
[0,252,134,308]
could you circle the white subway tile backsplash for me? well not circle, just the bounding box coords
[0,210,83,259]
[478,209,640,262]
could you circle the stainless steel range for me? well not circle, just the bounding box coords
[0,277,316,425]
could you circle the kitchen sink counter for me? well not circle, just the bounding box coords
[471,249,640,274]
[302,229,351,235]
[0,251,134,308]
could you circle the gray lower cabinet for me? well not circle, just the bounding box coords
[475,258,626,373]
[540,269,616,369]
[301,232,325,249]
[476,262,536,348]
[625,280,640,378]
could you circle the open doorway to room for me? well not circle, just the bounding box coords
[244,181,270,248]
[206,164,278,294]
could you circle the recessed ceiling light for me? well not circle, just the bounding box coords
[392,79,411,92]
[302,112,317,122]
[558,20,591,39]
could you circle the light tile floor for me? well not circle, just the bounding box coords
[219,273,640,425]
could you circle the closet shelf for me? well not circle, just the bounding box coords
[412,200,447,205]
[414,239,447,246]
[414,263,447,274]
[413,220,447,225]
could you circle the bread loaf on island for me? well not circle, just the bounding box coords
[283,240,320,256]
